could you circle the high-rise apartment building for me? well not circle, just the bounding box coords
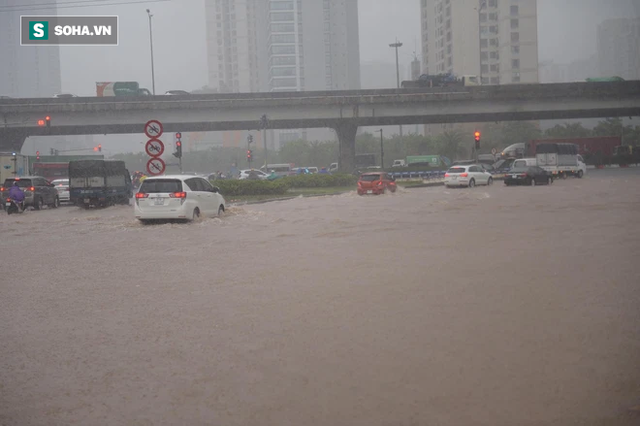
[420,0,538,139]
[597,18,640,81]
[205,0,360,147]
[205,0,260,93]
[0,0,61,98]
[420,0,538,85]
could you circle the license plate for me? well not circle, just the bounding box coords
[367,190,372,194]
[512,175,518,178]
[154,198,164,205]
[451,177,457,180]
[5,202,11,207]
[84,198,90,203]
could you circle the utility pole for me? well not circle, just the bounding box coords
[146,9,156,95]
[389,39,404,137]
[377,129,384,169]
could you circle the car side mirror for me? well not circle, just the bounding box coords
[212,187,219,193]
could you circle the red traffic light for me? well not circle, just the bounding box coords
[176,141,182,147]
[37,119,45,126]
[36,151,40,159]
[176,132,182,139]
[474,131,481,141]
[93,146,98,152]
[98,144,102,152]
[45,116,51,121]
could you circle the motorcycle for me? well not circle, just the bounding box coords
[5,198,25,215]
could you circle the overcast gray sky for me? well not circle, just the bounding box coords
[55,0,640,95]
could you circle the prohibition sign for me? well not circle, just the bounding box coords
[144,120,164,139]
[145,138,165,157]
[146,157,166,176]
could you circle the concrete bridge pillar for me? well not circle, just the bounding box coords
[0,128,28,154]
[334,122,358,173]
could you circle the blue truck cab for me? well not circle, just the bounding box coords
[69,160,133,208]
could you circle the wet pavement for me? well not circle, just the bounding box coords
[1,168,639,426]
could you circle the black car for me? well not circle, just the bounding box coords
[504,166,553,186]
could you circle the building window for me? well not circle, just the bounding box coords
[490,64,499,72]
[512,59,520,68]
[512,74,520,83]
[481,52,488,60]
[481,64,489,73]
[481,39,488,48]
[488,0,497,7]
[491,77,500,84]
[490,51,498,59]
[511,32,520,43]
[489,38,498,46]
[479,13,487,23]
[489,12,498,20]
[511,45,520,54]
[489,25,498,34]
[510,5,519,16]
[510,19,519,29]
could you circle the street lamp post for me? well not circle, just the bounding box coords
[146,9,156,95]
[377,129,384,169]
[389,39,403,137]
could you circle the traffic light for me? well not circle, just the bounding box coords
[36,151,40,160]
[45,116,51,128]
[247,149,253,162]
[50,148,54,155]
[173,132,183,158]
[37,119,45,127]
[174,141,182,158]
[93,146,98,152]
[98,144,102,152]
[474,131,481,150]
[248,134,253,144]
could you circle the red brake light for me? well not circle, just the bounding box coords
[0,187,4,192]
[135,193,148,199]
[169,192,187,199]
[460,173,468,178]
[29,186,35,191]
[444,173,449,177]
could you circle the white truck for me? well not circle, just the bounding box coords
[534,143,586,178]
[0,153,30,183]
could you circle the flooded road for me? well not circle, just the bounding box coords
[1,168,639,426]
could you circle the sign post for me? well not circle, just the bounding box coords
[144,120,165,176]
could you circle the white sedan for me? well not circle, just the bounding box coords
[51,179,70,202]
[239,169,269,180]
[444,164,493,188]
[134,175,225,223]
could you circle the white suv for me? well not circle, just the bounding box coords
[444,164,493,188]
[134,175,225,223]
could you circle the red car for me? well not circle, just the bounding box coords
[357,172,397,195]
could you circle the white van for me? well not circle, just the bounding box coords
[512,158,538,169]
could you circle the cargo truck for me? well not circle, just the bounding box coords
[401,73,480,89]
[534,143,586,178]
[69,159,133,208]
[0,152,29,183]
[96,81,152,97]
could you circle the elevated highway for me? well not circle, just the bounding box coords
[1,81,639,171]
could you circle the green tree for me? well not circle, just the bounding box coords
[544,123,592,139]
[434,130,467,160]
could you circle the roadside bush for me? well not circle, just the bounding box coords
[280,173,357,188]
[211,179,291,196]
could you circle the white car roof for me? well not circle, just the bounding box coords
[142,175,201,181]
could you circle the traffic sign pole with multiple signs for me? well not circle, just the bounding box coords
[144,120,166,176]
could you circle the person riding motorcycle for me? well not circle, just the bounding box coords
[8,181,25,203]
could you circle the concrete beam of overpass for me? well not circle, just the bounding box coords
[1,81,639,137]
